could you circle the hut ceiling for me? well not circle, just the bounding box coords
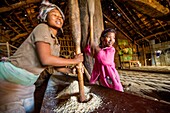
[0,0,170,50]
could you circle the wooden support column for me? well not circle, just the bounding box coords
[142,44,147,66]
[150,40,156,66]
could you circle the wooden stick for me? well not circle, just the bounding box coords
[68,0,86,102]
[87,0,95,44]
[6,42,10,57]
[82,64,91,81]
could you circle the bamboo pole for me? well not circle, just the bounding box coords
[6,42,10,57]
[68,0,86,102]
[82,64,91,81]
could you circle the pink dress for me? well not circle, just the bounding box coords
[85,45,123,92]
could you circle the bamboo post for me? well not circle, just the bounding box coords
[68,0,86,102]
[6,42,10,57]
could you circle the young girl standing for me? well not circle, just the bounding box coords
[85,28,123,92]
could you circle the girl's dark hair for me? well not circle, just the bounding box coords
[99,28,116,47]
[101,28,116,37]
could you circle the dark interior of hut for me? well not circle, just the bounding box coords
[0,0,170,113]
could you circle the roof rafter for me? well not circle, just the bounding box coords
[136,29,170,42]
[1,17,20,35]
[0,0,41,13]
[103,14,135,43]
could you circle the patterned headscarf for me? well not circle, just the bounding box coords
[37,0,65,22]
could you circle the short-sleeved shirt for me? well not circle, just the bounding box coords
[10,23,60,75]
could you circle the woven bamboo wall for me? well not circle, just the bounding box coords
[58,35,75,59]
[0,36,76,59]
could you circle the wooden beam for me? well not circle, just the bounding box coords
[112,0,145,40]
[0,0,41,13]
[9,44,18,49]
[25,6,37,27]
[136,29,170,42]
[11,33,28,41]
[1,18,20,35]
[9,16,25,32]
[0,32,10,41]
[0,43,7,46]
[157,20,170,36]
[14,13,29,32]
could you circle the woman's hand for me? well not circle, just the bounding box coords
[73,53,84,64]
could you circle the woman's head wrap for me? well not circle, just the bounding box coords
[37,1,65,22]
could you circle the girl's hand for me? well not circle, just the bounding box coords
[66,67,77,77]
[67,65,85,77]
[91,42,97,48]
[65,67,77,77]
[55,67,77,77]
[91,42,101,55]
